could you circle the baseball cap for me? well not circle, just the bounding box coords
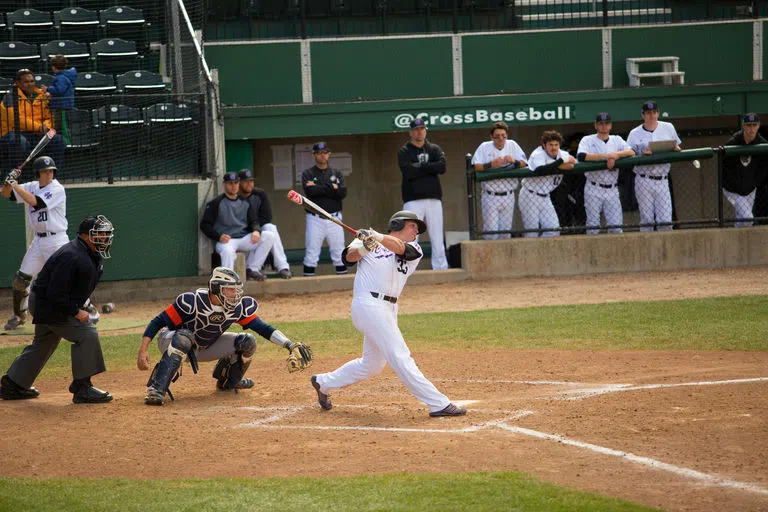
[222,172,239,183]
[641,101,659,112]
[409,118,427,129]
[595,112,612,122]
[238,168,255,181]
[312,142,330,153]
[77,216,102,234]
[743,113,760,124]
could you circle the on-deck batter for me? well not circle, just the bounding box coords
[1,156,68,330]
[310,210,466,418]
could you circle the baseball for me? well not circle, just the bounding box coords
[662,112,669,118]
[692,160,701,169]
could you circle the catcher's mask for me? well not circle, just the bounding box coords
[78,215,114,259]
[33,156,57,179]
[209,267,243,311]
[387,210,426,234]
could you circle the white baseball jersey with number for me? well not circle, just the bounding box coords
[578,134,631,234]
[14,179,68,276]
[627,121,681,178]
[313,238,452,413]
[471,140,527,239]
[523,146,571,194]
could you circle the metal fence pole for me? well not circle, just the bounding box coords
[716,146,724,227]
[465,153,477,240]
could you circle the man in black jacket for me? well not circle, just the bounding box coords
[200,172,275,281]
[724,113,768,227]
[397,118,448,270]
[0,215,115,403]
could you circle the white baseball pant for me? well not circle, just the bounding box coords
[518,189,560,237]
[481,191,515,239]
[216,231,275,272]
[261,223,290,271]
[314,295,451,413]
[634,175,672,231]
[403,199,448,270]
[303,212,345,268]
[19,232,69,276]
[584,182,623,235]
[723,189,755,227]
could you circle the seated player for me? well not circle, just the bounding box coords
[136,267,312,406]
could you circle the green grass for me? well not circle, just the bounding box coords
[2,295,765,380]
[0,472,659,512]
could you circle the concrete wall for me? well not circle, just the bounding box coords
[461,226,768,280]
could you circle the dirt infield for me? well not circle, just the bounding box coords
[2,267,768,512]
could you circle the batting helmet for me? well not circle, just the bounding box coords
[32,156,56,179]
[209,267,243,312]
[387,210,426,234]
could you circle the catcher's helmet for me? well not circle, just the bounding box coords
[209,267,243,312]
[387,210,426,234]
[77,215,114,259]
[33,156,56,179]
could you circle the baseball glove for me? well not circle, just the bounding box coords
[286,341,312,373]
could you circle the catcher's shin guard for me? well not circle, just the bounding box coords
[12,271,32,319]
[213,332,256,392]
[145,334,191,404]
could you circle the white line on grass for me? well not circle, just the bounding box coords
[497,423,768,496]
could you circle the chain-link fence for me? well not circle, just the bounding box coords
[466,144,768,238]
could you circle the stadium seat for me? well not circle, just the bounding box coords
[90,38,139,75]
[64,106,100,181]
[0,75,11,95]
[144,102,199,176]
[6,9,55,46]
[74,70,116,109]
[54,7,100,43]
[0,41,42,76]
[40,40,91,72]
[33,72,54,88]
[115,69,166,107]
[96,103,145,179]
[99,6,148,51]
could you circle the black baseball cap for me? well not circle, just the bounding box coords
[595,112,612,122]
[222,172,239,183]
[77,216,100,234]
[409,118,427,129]
[238,168,254,181]
[743,113,760,124]
[312,142,330,153]
[641,101,659,112]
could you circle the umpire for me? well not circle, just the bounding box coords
[0,215,115,403]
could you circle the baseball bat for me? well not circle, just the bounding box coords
[17,128,57,171]
[286,190,358,235]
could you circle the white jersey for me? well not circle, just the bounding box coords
[471,140,527,193]
[351,239,422,299]
[522,146,571,194]
[578,134,632,185]
[15,179,67,234]
[627,121,681,177]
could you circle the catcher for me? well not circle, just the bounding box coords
[136,267,311,406]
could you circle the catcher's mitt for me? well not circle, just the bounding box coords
[286,341,312,373]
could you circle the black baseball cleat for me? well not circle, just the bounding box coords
[144,387,165,406]
[429,403,467,417]
[335,265,349,275]
[216,377,255,391]
[0,374,40,400]
[245,269,265,281]
[3,315,25,331]
[311,375,332,410]
[278,268,292,279]
[303,265,316,277]
[72,385,113,404]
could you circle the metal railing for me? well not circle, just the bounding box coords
[466,144,768,239]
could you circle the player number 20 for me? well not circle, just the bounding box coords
[37,211,48,222]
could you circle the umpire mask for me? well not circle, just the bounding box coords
[79,215,115,259]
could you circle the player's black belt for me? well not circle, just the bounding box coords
[526,189,549,197]
[485,190,514,196]
[370,292,398,304]
[36,232,57,237]
[589,181,616,189]
[307,211,341,218]
[638,174,668,180]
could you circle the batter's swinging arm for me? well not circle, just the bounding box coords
[286,190,358,235]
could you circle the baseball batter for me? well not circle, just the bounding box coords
[137,267,311,406]
[1,156,67,330]
[311,210,466,418]
[471,121,527,239]
[301,142,348,276]
[627,101,681,231]
[577,113,635,234]
[520,131,575,237]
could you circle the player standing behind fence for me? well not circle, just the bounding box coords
[301,142,348,276]
[577,113,635,234]
[627,101,681,231]
[397,118,449,270]
[2,157,67,331]
[520,131,575,237]
[471,121,527,239]
[310,210,466,417]
[722,113,767,227]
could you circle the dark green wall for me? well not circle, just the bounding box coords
[311,37,454,102]
[206,43,302,106]
[225,140,255,173]
[462,30,603,95]
[0,198,29,288]
[612,23,753,87]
